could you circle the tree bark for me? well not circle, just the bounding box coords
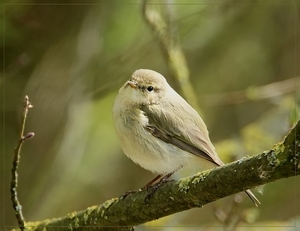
[14,120,299,231]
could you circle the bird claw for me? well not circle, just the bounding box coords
[120,189,141,199]
[144,177,172,205]
[144,186,157,205]
[120,174,174,203]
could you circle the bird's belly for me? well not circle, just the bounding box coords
[118,124,192,174]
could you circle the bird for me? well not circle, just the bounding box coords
[112,69,260,206]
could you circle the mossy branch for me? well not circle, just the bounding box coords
[14,120,299,231]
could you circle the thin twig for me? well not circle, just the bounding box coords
[141,0,201,113]
[203,76,300,106]
[10,95,34,230]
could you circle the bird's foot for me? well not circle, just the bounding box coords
[120,189,142,199]
[144,176,173,205]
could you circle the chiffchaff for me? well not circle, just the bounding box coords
[113,69,260,206]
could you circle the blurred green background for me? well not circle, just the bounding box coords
[2,0,300,230]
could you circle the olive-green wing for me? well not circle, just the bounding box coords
[141,99,223,166]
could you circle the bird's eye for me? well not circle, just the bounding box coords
[147,86,154,92]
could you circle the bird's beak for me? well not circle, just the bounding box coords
[126,80,138,89]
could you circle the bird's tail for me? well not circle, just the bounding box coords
[245,189,261,207]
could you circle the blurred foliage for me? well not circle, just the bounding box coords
[1,0,300,230]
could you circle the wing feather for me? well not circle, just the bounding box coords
[140,90,224,166]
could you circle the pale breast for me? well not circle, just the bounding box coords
[113,107,192,174]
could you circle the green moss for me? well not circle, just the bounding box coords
[266,150,280,167]
[102,198,118,209]
[25,221,44,231]
[273,142,285,154]
[178,179,190,193]
[98,198,118,219]
[67,211,77,219]
[73,217,80,228]
[93,217,98,225]
[68,222,74,231]
[100,209,105,218]
[191,171,209,184]
[82,212,89,225]
[82,206,97,225]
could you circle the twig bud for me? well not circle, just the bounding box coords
[23,132,35,141]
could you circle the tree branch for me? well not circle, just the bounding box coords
[202,76,300,106]
[14,120,299,231]
[141,0,201,113]
[11,96,34,231]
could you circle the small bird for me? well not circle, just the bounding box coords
[112,69,260,206]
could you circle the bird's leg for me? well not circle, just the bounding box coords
[120,189,141,199]
[141,174,162,189]
[121,165,183,201]
[120,175,162,199]
[145,166,183,204]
